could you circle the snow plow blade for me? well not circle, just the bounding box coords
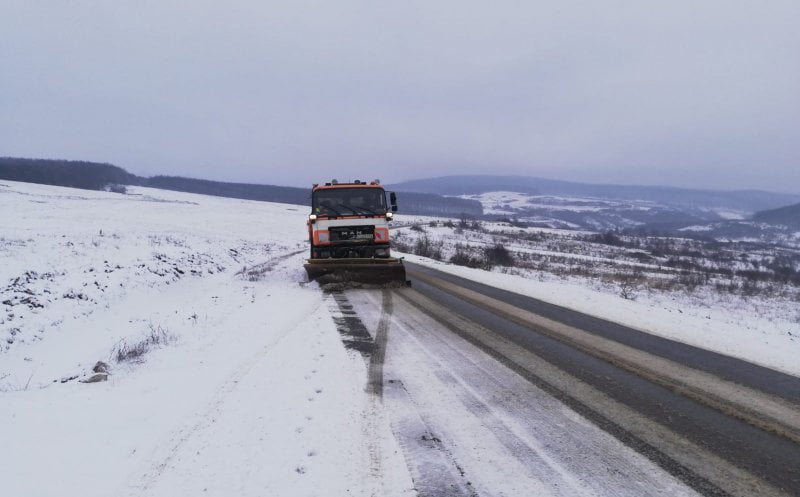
[305,258,408,286]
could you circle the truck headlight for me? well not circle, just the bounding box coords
[385,212,393,220]
[309,214,317,223]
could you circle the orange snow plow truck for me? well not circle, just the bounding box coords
[304,179,407,285]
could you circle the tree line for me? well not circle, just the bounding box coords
[0,157,483,217]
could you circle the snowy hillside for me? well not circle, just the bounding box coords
[1,181,305,368]
[459,191,736,231]
[460,191,800,247]
[391,175,800,213]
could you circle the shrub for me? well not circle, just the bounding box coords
[392,238,412,253]
[413,236,443,260]
[104,184,127,194]
[450,244,485,269]
[484,244,514,267]
[617,270,644,300]
[112,324,174,363]
[590,231,624,247]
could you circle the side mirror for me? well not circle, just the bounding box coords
[389,192,398,212]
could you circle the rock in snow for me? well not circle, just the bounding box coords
[92,361,110,374]
[80,372,108,383]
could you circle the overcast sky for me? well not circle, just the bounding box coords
[2,1,798,192]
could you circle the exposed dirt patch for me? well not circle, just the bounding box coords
[330,291,377,356]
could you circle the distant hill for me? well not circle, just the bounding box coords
[147,175,309,205]
[146,175,482,217]
[0,158,482,217]
[753,202,800,228]
[390,175,800,214]
[0,157,136,190]
[394,191,482,217]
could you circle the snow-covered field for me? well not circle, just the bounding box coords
[393,218,800,377]
[460,190,799,248]
[0,181,411,497]
[463,191,659,215]
[456,191,770,235]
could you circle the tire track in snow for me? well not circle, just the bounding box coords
[387,313,625,496]
[327,288,392,396]
[364,291,392,495]
[236,249,306,281]
[384,377,480,497]
[389,317,596,496]
[367,290,392,397]
[328,289,391,494]
[329,291,377,356]
[344,289,478,497]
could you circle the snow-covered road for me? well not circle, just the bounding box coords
[344,288,701,497]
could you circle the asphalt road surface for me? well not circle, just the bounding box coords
[331,261,800,497]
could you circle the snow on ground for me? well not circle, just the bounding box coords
[457,191,667,229]
[460,191,661,215]
[679,224,714,232]
[0,181,412,497]
[403,223,665,272]
[709,208,747,220]
[460,191,535,215]
[1,182,302,362]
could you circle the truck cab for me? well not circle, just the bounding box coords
[307,180,398,260]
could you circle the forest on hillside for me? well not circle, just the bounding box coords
[0,158,483,217]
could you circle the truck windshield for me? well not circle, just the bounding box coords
[313,187,387,216]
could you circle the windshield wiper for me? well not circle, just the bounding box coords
[335,203,360,215]
[322,205,343,217]
[350,205,379,216]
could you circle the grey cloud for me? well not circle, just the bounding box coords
[1,0,798,192]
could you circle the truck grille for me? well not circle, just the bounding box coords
[329,225,375,242]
